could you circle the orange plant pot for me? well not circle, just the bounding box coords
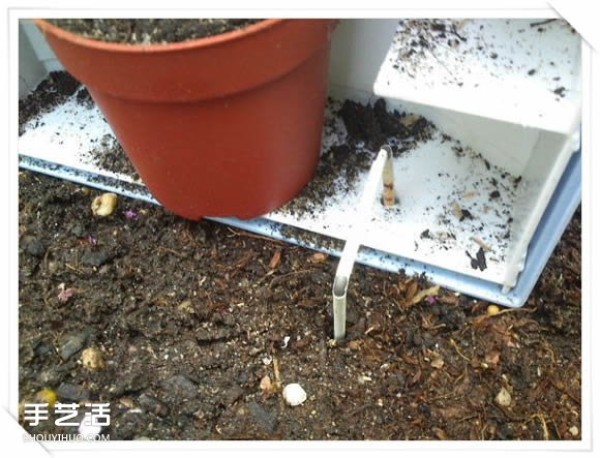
[35,19,337,220]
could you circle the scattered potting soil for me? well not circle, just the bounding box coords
[389,18,577,98]
[18,71,80,136]
[279,98,435,219]
[18,170,582,440]
[19,71,140,181]
[46,19,264,44]
[84,134,140,182]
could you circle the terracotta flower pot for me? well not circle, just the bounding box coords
[35,19,337,220]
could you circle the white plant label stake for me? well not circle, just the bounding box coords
[332,145,395,340]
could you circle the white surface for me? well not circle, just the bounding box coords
[375,18,581,134]
[329,19,398,95]
[371,18,581,288]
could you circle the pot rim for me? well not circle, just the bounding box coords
[34,18,284,53]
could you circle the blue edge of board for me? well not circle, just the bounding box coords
[19,149,581,308]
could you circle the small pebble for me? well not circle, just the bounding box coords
[495,386,512,407]
[35,388,58,408]
[39,368,62,386]
[80,249,111,267]
[569,425,579,437]
[248,401,278,432]
[282,383,307,407]
[81,347,106,370]
[57,382,90,401]
[138,393,169,417]
[161,375,197,399]
[59,332,89,360]
[431,357,444,369]
[69,223,84,237]
[177,300,194,314]
[34,340,54,357]
[114,371,149,395]
[22,237,46,257]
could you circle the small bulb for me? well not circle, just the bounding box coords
[91,193,118,217]
[487,304,501,316]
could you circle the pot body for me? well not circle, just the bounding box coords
[35,19,336,219]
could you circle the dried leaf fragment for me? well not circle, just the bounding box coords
[432,426,448,440]
[484,350,501,366]
[431,357,445,369]
[269,248,282,270]
[409,285,441,306]
[259,375,274,396]
[405,280,419,303]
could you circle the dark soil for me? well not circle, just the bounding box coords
[18,169,581,440]
[46,19,264,44]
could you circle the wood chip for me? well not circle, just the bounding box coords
[432,426,449,440]
[405,280,419,303]
[348,340,362,351]
[471,236,493,252]
[484,350,501,365]
[259,375,273,394]
[269,248,282,270]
